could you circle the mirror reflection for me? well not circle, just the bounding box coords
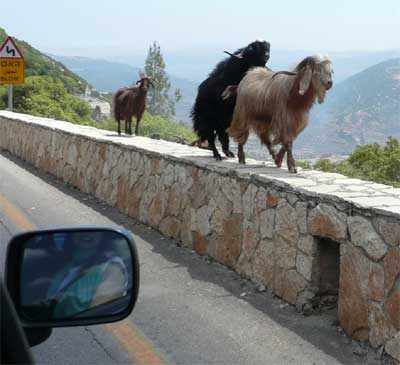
[20,230,133,321]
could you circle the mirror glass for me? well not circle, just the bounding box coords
[19,230,133,321]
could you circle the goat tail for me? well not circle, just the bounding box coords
[113,89,126,121]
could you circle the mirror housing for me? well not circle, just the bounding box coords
[5,227,140,328]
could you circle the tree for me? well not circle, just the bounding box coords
[141,41,181,119]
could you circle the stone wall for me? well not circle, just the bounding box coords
[0,111,399,358]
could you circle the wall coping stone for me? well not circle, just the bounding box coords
[1,110,400,220]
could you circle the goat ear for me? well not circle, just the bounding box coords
[299,64,313,95]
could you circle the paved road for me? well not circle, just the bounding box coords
[0,151,383,365]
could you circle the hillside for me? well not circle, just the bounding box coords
[52,55,198,126]
[296,58,400,158]
[0,28,87,95]
[0,28,195,142]
[0,28,93,123]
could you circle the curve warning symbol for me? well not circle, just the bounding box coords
[0,37,23,58]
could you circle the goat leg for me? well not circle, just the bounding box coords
[117,120,121,135]
[218,131,235,158]
[207,134,222,160]
[135,118,140,136]
[267,145,277,164]
[286,141,297,173]
[275,145,287,168]
[238,143,246,164]
[128,118,133,135]
[211,144,223,160]
[259,132,276,163]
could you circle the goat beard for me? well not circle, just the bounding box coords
[316,87,327,104]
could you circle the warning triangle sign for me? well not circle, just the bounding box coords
[0,36,24,58]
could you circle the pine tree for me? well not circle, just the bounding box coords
[141,41,181,119]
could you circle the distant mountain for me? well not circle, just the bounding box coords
[52,55,198,125]
[110,48,400,83]
[51,56,142,93]
[296,58,400,157]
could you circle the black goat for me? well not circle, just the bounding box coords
[191,40,271,160]
[114,77,154,135]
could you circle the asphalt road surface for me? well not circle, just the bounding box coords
[0,151,385,365]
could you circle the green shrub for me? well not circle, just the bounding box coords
[308,137,400,188]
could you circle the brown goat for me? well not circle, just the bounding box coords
[226,55,333,173]
[113,77,154,135]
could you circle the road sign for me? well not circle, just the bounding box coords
[0,36,25,85]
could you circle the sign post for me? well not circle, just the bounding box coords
[8,85,13,111]
[0,36,25,111]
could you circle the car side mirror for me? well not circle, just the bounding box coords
[5,227,140,328]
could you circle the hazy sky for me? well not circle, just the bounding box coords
[2,0,399,57]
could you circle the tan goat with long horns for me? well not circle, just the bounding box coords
[226,55,333,173]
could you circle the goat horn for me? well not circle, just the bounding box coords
[224,51,243,59]
[136,80,141,85]
[272,71,297,78]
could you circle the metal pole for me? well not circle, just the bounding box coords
[8,84,13,112]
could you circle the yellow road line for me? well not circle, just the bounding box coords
[0,193,36,231]
[106,321,166,365]
[0,192,167,365]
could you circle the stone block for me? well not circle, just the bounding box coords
[296,201,308,234]
[276,238,297,269]
[348,216,388,261]
[192,231,208,255]
[273,268,308,304]
[259,209,275,239]
[276,200,299,245]
[252,239,275,287]
[338,253,369,337]
[308,204,347,241]
[375,217,400,247]
[266,191,279,208]
[384,247,400,294]
[196,205,211,236]
[385,332,400,362]
[384,279,400,330]
[297,235,317,256]
[369,303,397,349]
[159,217,181,238]
[296,253,313,281]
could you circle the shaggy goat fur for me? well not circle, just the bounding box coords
[227,55,333,172]
[114,77,153,135]
[191,40,271,160]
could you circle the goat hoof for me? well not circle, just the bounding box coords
[214,155,223,161]
[224,150,235,158]
[288,166,298,173]
[239,159,246,164]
